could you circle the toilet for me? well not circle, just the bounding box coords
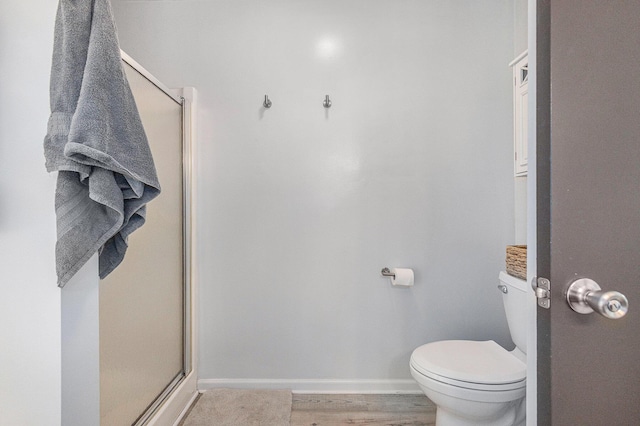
[410,271,527,426]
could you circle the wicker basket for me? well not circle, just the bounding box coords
[506,245,527,280]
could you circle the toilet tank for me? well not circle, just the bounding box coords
[499,271,528,355]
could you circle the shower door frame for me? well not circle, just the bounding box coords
[120,51,197,426]
[60,52,197,426]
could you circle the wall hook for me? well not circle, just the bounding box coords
[323,95,332,108]
[263,95,272,109]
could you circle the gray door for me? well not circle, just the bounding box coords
[536,0,640,424]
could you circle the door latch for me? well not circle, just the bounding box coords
[532,276,551,309]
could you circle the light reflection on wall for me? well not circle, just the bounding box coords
[316,35,342,60]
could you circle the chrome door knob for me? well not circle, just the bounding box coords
[566,278,629,319]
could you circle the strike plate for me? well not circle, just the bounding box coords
[532,276,551,309]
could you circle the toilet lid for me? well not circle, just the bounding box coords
[411,340,526,386]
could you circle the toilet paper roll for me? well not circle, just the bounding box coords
[391,268,414,287]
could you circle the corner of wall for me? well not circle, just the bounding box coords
[0,1,61,425]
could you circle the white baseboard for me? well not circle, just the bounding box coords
[197,378,422,394]
[147,371,198,426]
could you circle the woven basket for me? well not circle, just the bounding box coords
[506,245,527,280]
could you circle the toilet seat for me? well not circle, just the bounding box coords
[410,340,526,392]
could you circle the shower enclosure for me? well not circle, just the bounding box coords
[98,53,193,426]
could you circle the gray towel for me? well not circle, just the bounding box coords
[44,0,160,287]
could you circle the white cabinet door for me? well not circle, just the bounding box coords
[512,52,528,176]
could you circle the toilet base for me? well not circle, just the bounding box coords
[422,385,525,426]
[432,396,525,426]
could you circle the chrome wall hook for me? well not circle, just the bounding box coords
[323,95,332,108]
[263,95,272,109]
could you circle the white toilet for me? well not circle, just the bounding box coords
[410,271,527,426]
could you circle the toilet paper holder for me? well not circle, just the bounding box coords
[381,267,395,278]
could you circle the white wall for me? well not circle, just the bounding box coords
[0,1,61,424]
[514,0,529,56]
[514,0,528,245]
[112,0,516,391]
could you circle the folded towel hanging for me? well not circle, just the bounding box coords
[44,0,161,287]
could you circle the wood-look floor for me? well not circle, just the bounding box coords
[290,394,436,426]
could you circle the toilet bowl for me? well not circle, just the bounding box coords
[410,272,528,426]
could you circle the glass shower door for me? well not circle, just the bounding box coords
[99,60,186,426]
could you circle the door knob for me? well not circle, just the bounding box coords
[566,278,629,319]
